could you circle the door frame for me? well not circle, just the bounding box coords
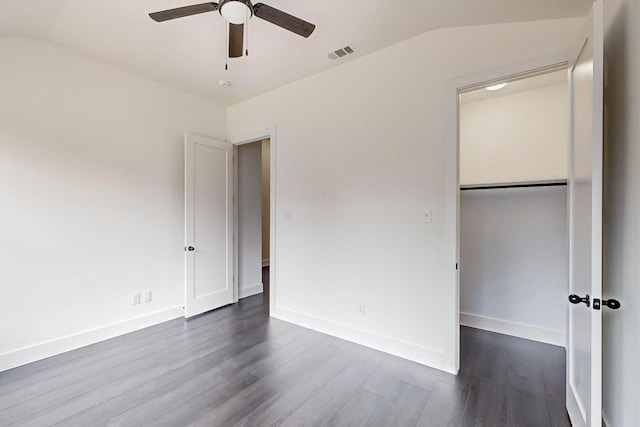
[230,127,277,315]
[444,50,572,374]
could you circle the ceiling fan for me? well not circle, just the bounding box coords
[149,1,316,60]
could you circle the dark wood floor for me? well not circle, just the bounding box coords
[0,272,569,427]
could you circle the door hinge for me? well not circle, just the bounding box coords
[456,263,458,270]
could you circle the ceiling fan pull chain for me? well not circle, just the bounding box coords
[245,5,249,56]
[225,20,229,70]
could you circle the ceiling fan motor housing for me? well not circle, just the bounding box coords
[218,0,254,24]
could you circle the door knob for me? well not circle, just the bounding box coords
[603,299,621,309]
[568,294,590,307]
[186,246,195,252]
[593,298,621,310]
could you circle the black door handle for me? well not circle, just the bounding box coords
[603,299,621,309]
[186,246,195,252]
[568,294,590,307]
[594,298,621,310]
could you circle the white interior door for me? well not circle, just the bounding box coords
[185,133,234,318]
[566,1,604,426]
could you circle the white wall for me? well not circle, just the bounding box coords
[262,139,271,264]
[603,0,640,425]
[228,18,584,372]
[460,186,568,345]
[237,142,263,298]
[0,37,226,371]
[460,83,568,185]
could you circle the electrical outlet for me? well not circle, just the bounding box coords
[132,293,141,305]
[422,209,432,223]
[143,291,152,303]
[358,304,366,316]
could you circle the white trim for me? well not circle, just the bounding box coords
[271,305,448,372]
[233,143,240,303]
[445,49,573,374]
[229,128,275,146]
[460,312,566,347]
[269,132,276,318]
[0,306,183,373]
[239,283,264,299]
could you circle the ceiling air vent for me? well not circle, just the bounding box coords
[328,46,355,60]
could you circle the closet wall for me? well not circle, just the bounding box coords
[261,139,270,266]
[237,142,263,299]
[460,80,568,185]
[237,139,271,299]
[459,77,569,346]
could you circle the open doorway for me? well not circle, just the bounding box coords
[236,138,271,301]
[454,68,573,425]
[458,69,570,346]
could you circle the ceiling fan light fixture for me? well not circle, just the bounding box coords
[219,0,252,24]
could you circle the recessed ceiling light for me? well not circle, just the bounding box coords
[486,83,507,91]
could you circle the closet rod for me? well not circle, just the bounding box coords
[460,180,567,191]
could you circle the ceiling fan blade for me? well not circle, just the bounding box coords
[253,3,315,38]
[149,2,218,22]
[229,23,244,58]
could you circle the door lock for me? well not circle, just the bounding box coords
[185,246,195,252]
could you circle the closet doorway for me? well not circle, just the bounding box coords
[458,69,570,345]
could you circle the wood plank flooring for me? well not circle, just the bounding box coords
[0,271,570,427]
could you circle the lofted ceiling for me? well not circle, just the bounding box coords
[0,0,589,106]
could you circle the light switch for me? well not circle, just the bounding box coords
[422,209,432,223]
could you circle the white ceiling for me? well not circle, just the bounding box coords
[0,0,589,106]
[461,69,568,104]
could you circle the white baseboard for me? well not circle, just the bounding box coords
[460,312,565,347]
[0,306,184,373]
[271,305,446,371]
[239,283,263,299]
[262,259,270,267]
